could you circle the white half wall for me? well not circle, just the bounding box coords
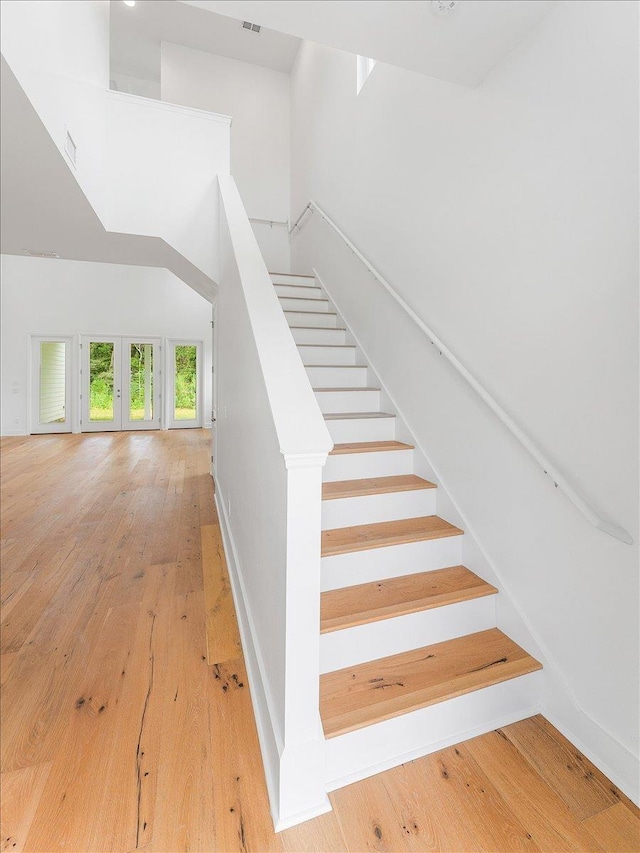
[0,255,212,436]
[161,41,291,272]
[105,91,230,283]
[290,0,639,800]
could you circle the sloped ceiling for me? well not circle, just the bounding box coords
[180,0,556,87]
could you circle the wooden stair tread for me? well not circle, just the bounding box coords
[322,515,463,557]
[284,310,337,315]
[280,296,329,303]
[323,474,436,501]
[320,566,497,633]
[329,441,413,455]
[320,628,542,737]
[323,412,394,421]
[269,271,315,278]
[273,284,320,290]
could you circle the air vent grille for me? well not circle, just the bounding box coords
[242,20,261,33]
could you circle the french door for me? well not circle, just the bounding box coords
[81,336,161,432]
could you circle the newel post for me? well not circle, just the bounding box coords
[275,451,331,830]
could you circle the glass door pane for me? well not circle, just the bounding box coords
[30,337,72,434]
[89,341,115,422]
[168,341,202,428]
[129,343,153,421]
[39,341,67,424]
[82,337,121,432]
[121,338,161,431]
[174,345,197,421]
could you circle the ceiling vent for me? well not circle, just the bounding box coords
[431,0,458,14]
[23,249,60,258]
[242,21,261,33]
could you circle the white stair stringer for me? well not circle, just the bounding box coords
[324,669,543,791]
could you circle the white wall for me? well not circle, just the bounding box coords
[0,0,110,220]
[110,73,160,100]
[105,91,230,283]
[290,1,639,798]
[1,255,212,436]
[161,42,291,272]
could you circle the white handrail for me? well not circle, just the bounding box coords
[290,200,633,546]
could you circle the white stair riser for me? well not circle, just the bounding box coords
[321,488,437,529]
[279,297,331,312]
[271,274,315,286]
[286,312,338,328]
[298,346,356,366]
[274,284,323,299]
[324,670,543,791]
[315,389,380,414]
[323,449,414,482]
[305,366,367,387]
[290,327,346,345]
[320,595,497,674]
[321,536,463,591]
[325,416,396,444]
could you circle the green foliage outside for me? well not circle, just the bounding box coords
[173,345,197,420]
[89,343,197,422]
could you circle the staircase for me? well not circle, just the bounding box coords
[271,271,543,790]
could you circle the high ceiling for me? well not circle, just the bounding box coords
[180,0,557,87]
[111,0,301,82]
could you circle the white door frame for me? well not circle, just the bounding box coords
[166,339,203,429]
[29,335,74,434]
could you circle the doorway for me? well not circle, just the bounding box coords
[81,336,161,432]
[30,336,74,434]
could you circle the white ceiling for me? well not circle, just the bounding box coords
[180,0,557,87]
[110,0,301,80]
[0,57,215,301]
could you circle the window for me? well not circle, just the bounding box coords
[357,55,376,94]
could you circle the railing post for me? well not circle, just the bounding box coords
[276,452,331,829]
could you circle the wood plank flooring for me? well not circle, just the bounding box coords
[1,430,638,852]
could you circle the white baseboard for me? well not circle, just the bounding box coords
[1,429,27,437]
[543,685,640,806]
[214,487,282,826]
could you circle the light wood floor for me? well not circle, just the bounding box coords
[1,430,638,853]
